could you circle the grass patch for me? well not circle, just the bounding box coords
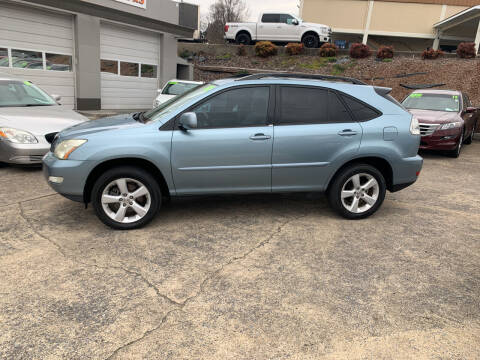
[216,53,232,60]
[299,59,328,70]
[331,64,346,75]
[382,58,393,63]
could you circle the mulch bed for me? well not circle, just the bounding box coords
[192,54,480,104]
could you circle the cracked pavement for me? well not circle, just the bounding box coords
[1,141,480,359]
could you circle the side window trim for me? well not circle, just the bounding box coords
[169,85,274,130]
[338,91,383,122]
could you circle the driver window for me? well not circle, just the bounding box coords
[280,14,296,24]
[190,87,270,129]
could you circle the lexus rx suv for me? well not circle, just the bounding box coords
[43,73,423,230]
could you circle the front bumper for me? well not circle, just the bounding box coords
[0,139,50,164]
[419,129,462,151]
[42,152,94,203]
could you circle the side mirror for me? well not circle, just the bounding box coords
[51,94,61,102]
[179,112,197,130]
[292,19,299,26]
[157,89,162,93]
[465,106,476,113]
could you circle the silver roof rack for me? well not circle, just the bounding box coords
[236,73,367,85]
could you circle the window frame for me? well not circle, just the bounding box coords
[169,85,276,131]
[274,85,374,126]
[261,14,281,23]
[0,45,73,72]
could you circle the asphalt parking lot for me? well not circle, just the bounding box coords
[1,141,479,360]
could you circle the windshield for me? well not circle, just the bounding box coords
[144,84,217,122]
[402,93,460,113]
[162,82,201,96]
[0,80,56,107]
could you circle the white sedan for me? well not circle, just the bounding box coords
[153,80,203,107]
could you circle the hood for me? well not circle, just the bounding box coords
[57,113,142,139]
[0,105,87,135]
[408,109,460,124]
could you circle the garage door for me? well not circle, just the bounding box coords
[100,22,160,110]
[0,1,75,108]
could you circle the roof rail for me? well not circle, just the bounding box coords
[236,73,367,85]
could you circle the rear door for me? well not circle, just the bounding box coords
[258,14,281,41]
[272,86,363,192]
[171,86,274,194]
[462,93,476,136]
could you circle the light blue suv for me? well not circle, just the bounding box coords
[43,74,423,229]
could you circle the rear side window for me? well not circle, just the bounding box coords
[341,95,380,121]
[262,14,280,23]
[329,91,353,123]
[279,87,328,124]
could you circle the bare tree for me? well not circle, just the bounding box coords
[206,0,250,44]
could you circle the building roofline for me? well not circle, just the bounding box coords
[434,5,480,28]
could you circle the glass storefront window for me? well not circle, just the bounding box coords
[120,62,139,77]
[46,53,72,71]
[0,48,8,67]
[141,64,157,78]
[101,59,118,74]
[12,49,43,69]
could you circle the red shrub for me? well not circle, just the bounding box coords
[285,43,304,56]
[376,45,394,59]
[349,43,371,59]
[319,43,338,57]
[255,41,278,58]
[422,49,444,60]
[456,42,476,59]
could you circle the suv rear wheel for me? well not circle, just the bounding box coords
[92,166,161,230]
[328,164,386,219]
[236,32,251,45]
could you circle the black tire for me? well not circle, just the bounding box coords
[464,122,476,145]
[236,32,251,45]
[302,33,320,48]
[447,129,464,158]
[328,164,387,220]
[92,166,161,230]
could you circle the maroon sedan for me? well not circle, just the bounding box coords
[402,90,478,157]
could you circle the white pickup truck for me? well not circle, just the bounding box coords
[225,12,331,48]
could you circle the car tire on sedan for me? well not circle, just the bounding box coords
[92,166,162,230]
[328,164,387,220]
[447,129,464,158]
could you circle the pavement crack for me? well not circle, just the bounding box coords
[18,202,67,257]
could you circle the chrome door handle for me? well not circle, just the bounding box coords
[250,133,271,141]
[338,129,358,136]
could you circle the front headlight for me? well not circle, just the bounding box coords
[54,139,87,160]
[440,122,462,130]
[410,116,420,135]
[0,127,38,144]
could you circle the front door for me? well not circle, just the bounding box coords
[272,86,364,192]
[171,86,274,195]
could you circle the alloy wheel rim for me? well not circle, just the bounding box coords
[304,36,315,48]
[101,178,151,224]
[341,173,380,214]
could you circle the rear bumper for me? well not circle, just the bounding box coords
[391,155,423,192]
[0,139,50,164]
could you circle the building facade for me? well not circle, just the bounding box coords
[299,0,480,52]
[0,0,198,110]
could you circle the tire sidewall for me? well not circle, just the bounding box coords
[92,166,161,230]
[328,164,387,220]
[302,34,319,48]
[236,33,250,45]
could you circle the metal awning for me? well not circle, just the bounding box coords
[433,5,480,54]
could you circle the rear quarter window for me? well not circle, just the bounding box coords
[341,95,380,122]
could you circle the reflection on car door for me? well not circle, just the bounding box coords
[272,86,363,192]
[171,86,274,194]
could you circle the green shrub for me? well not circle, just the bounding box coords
[422,49,444,60]
[377,46,394,59]
[456,42,476,59]
[349,43,371,59]
[255,41,278,58]
[319,43,338,57]
[286,43,304,56]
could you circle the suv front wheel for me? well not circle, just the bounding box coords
[328,164,386,219]
[92,166,162,230]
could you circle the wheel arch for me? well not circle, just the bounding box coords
[235,30,252,41]
[326,156,394,193]
[301,30,320,41]
[83,158,170,204]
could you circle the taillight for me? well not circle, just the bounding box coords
[224,25,229,33]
